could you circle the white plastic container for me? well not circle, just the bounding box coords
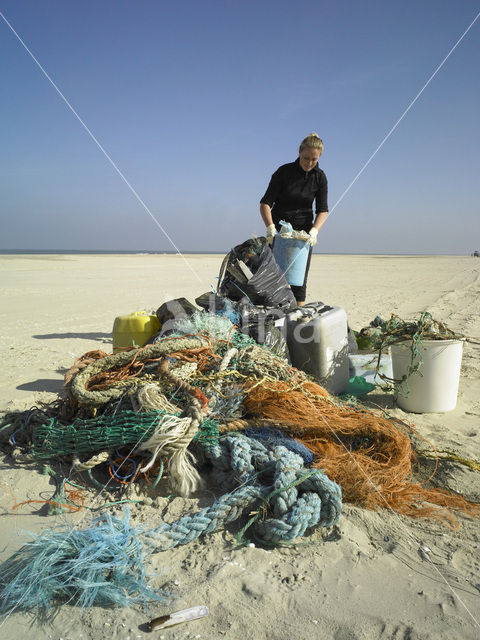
[348,352,393,384]
[390,339,463,413]
[286,305,349,394]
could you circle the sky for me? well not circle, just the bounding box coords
[1,1,479,254]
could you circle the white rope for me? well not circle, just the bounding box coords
[72,451,110,471]
[134,384,180,414]
[138,413,202,496]
[219,348,239,371]
[171,361,198,380]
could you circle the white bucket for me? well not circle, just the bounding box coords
[390,339,463,413]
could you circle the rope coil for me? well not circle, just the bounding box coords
[145,432,342,549]
[70,337,208,406]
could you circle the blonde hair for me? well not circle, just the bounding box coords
[299,132,324,155]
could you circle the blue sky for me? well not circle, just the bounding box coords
[1,1,479,254]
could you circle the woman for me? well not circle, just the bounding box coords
[260,132,328,306]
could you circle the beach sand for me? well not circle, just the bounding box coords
[0,253,479,639]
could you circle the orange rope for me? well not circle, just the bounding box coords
[243,380,479,527]
[12,481,86,513]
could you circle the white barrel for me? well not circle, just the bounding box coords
[391,339,463,413]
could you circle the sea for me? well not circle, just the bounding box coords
[0,249,448,256]
[0,249,224,255]
[0,249,470,256]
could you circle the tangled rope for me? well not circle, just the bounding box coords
[2,306,480,617]
[3,310,479,528]
[0,510,162,615]
[359,311,465,385]
[133,384,180,413]
[0,433,341,613]
[72,451,110,471]
[138,401,205,496]
[243,380,479,527]
[69,337,208,406]
[157,357,209,411]
[219,347,239,371]
[63,350,109,387]
[203,432,341,544]
[142,433,342,550]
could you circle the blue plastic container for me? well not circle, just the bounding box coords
[273,235,310,286]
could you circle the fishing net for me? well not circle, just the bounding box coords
[1,305,480,619]
[0,510,163,616]
[2,309,478,529]
[243,380,479,527]
[31,410,163,459]
[167,311,236,343]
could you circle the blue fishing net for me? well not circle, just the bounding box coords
[0,510,164,617]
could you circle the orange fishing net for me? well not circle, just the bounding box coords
[243,380,479,527]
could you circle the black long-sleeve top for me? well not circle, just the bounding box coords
[260,158,328,232]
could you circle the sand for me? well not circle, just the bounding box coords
[0,253,479,640]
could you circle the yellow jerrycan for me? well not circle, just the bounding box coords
[112,311,161,353]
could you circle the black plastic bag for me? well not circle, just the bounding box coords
[149,297,199,341]
[156,297,199,324]
[218,237,297,312]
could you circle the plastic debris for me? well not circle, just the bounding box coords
[149,605,209,631]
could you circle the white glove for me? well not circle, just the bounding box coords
[266,224,276,246]
[308,227,318,246]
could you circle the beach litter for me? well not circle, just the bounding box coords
[355,311,467,412]
[355,311,465,376]
[149,605,209,631]
[1,269,479,616]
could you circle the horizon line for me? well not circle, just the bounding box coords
[0,249,476,257]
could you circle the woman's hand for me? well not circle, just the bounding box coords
[308,227,318,246]
[266,224,277,246]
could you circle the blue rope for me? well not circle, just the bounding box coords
[146,433,341,549]
[0,434,342,613]
[244,426,315,465]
